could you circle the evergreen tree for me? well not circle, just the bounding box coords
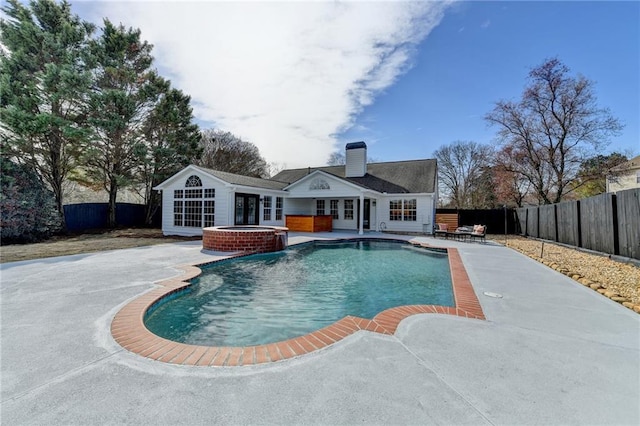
[571,153,628,198]
[139,84,202,225]
[0,157,62,243]
[0,0,94,230]
[85,19,163,227]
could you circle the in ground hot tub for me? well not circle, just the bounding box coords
[203,226,288,254]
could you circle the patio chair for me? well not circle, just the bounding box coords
[469,225,487,243]
[434,223,449,239]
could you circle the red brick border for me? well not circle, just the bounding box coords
[111,243,485,367]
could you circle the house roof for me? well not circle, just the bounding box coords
[191,165,289,190]
[610,155,640,172]
[157,157,437,195]
[271,159,437,194]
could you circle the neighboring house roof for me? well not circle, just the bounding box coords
[610,155,640,172]
[271,159,437,194]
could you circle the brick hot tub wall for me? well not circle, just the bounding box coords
[203,226,289,253]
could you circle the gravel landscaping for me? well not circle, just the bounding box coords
[491,235,640,313]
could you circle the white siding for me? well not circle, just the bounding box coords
[158,166,436,236]
[607,169,640,192]
[287,174,363,198]
[284,198,314,215]
[332,198,357,230]
[258,191,287,227]
[377,194,435,234]
[160,172,231,236]
[345,147,366,177]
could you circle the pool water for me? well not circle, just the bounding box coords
[144,240,453,346]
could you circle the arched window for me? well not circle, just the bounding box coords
[309,178,330,190]
[185,175,202,187]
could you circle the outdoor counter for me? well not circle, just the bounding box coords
[285,215,332,232]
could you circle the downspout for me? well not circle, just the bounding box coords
[359,193,365,235]
[229,186,236,225]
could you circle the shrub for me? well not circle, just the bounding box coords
[1,158,62,244]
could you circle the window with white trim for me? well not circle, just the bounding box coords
[263,196,272,221]
[389,198,417,221]
[330,200,339,219]
[316,199,325,215]
[275,197,283,220]
[403,199,417,221]
[344,199,354,220]
[173,175,215,227]
[204,199,215,227]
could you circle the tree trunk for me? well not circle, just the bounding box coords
[144,190,160,226]
[52,181,67,233]
[108,181,118,228]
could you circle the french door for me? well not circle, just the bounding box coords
[235,193,259,225]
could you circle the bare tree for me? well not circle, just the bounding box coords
[196,129,268,178]
[434,141,494,209]
[327,152,345,166]
[327,151,378,166]
[486,58,623,205]
[492,144,533,207]
[266,162,286,178]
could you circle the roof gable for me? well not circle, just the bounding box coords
[272,159,436,193]
[283,169,366,192]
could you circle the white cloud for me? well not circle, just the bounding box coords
[86,1,452,168]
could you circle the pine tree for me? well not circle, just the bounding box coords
[139,84,202,225]
[0,0,95,230]
[85,19,162,227]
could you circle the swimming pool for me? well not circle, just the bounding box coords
[144,239,453,347]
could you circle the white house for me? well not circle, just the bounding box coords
[154,142,438,236]
[606,154,640,193]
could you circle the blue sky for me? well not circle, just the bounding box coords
[339,1,640,162]
[73,1,639,168]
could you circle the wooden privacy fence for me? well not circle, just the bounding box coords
[516,188,640,260]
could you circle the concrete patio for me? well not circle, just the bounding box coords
[1,232,638,425]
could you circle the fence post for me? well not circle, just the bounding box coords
[553,204,559,242]
[612,193,620,256]
[576,200,582,248]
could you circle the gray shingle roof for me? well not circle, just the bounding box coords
[271,159,437,193]
[192,166,288,190]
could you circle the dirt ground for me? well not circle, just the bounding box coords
[2,229,638,310]
[0,228,198,264]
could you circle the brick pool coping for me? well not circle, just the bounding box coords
[111,241,485,367]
